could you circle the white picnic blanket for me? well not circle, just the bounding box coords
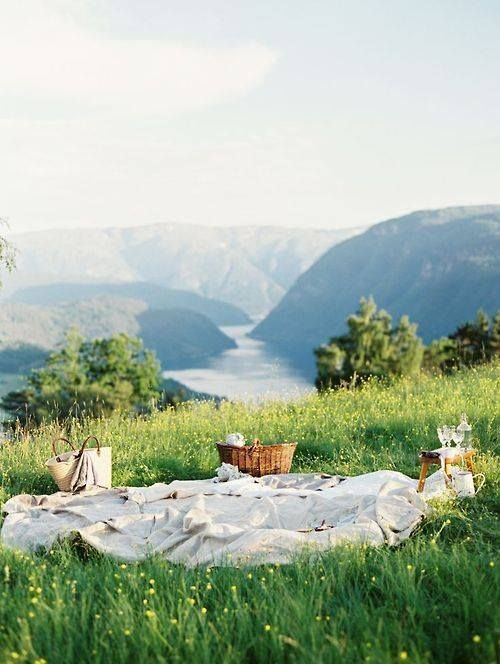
[1,471,433,566]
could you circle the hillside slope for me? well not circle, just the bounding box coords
[10,282,249,326]
[252,206,500,370]
[0,297,236,369]
[3,224,363,315]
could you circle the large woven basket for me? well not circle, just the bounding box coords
[216,439,297,477]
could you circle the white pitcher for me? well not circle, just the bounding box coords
[452,470,485,497]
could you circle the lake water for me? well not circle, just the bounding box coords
[165,324,315,402]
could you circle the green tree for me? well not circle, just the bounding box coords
[315,297,424,390]
[450,309,499,365]
[0,217,16,288]
[420,310,500,374]
[1,329,161,424]
[423,337,459,373]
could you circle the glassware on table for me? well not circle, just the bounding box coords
[437,426,447,447]
[457,413,472,448]
[437,425,452,447]
[448,426,457,447]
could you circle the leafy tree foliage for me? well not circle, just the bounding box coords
[424,310,500,372]
[1,329,162,424]
[450,309,499,364]
[316,300,500,389]
[0,217,16,288]
[315,297,424,389]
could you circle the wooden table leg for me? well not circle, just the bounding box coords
[418,462,429,493]
[466,456,475,472]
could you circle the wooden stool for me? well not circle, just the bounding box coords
[417,449,476,493]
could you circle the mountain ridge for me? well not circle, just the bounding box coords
[251,205,500,372]
[0,296,236,369]
[3,223,364,315]
[9,281,250,326]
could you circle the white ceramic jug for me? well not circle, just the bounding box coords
[452,470,485,497]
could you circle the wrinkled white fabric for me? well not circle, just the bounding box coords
[1,471,429,566]
[214,463,248,482]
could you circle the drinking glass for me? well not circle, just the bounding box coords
[448,426,457,447]
[437,426,447,447]
[453,428,464,449]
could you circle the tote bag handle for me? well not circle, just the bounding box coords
[78,435,101,457]
[51,435,101,459]
[51,437,76,458]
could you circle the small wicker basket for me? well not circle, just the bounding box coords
[216,439,297,477]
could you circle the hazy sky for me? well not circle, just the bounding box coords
[1,0,499,234]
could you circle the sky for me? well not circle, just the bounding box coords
[1,0,499,234]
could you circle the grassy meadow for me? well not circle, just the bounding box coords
[0,364,499,663]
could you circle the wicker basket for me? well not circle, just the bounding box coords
[46,436,112,492]
[216,439,297,477]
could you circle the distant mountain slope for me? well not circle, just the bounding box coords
[3,224,363,315]
[10,282,249,326]
[252,206,500,371]
[0,297,236,369]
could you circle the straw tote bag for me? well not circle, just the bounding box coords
[46,436,112,492]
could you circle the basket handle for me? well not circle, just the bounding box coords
[77,435,100,457]
[248,438,261,455]
[52,437,76,458]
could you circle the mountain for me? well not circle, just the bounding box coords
[10,281,249,326]
[0,297,236,369]
[3,224,363,315]
[251,206,500,372]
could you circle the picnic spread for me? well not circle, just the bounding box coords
[0,420,483,566]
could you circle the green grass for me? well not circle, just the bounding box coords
[0,364,499,663]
